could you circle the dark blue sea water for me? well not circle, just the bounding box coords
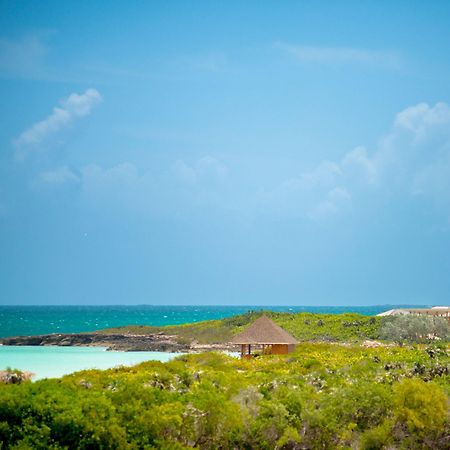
[0,305,428,338]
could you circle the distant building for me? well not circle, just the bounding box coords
[230,315,298,358]
[378,306,450,322]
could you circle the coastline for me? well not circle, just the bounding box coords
[0,332,234,353]
[0,304,412,339]
[0,346,183,380]
[0,310,386,352]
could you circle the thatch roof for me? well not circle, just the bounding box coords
[230,315,298,345]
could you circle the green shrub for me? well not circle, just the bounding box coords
[0,343,448,449]
[379,315,450,344]
[359,420,393,450]
[393,378,448,435]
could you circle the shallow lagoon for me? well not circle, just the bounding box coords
[0,346,179,380]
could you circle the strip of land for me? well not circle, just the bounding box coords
[0,311,381,351]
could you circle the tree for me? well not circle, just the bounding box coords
[379,314,450,344]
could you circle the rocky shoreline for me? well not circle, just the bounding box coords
[0,332,234,353]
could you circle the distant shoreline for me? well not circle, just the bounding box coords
[0,304,427,339]
[0,310,385,352]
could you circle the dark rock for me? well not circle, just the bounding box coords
[0,332,191,352]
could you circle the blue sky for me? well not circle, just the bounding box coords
[1,1,450,305]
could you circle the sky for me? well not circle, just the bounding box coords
[1,1,450,306]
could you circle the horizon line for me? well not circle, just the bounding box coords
[0,303,437,307]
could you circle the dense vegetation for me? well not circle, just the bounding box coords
[1,343,449,449]
[1,313,449,448]
[379,314,450,344]
[100,311,382,345]
[100,311,450,347]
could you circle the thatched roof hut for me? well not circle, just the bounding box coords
[230,315,297,357]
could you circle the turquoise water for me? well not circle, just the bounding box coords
[0,346,179,380]
[0,305,428,380]
[0,305,427,338]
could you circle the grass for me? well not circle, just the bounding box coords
[98,311,382,344]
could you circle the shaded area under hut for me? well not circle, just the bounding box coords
[230,315,298,358]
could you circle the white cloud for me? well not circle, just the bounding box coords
[173,156,228,185]
[14,88,102,161]
[173,160,197,184]
[393,102,450,142]
[50,155,232,218]
[299,160,342,188]
[196,156,228,179]
[376,103,450,192]
[62,90,103,116]
[308,187,352,220]
[274,42,401,68]
[15,108,72,149]
[79,163,151,214]
[342,146,378,185]
[38,166,80,184]
[395,102,450,131]
[82,162,139,186]
[34,103,450,223]
[272,148,375,220]
[273,102,450,221]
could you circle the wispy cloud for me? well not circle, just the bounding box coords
[13,89,102,161]
[173,156,229,185]
[275,102,450,220]
[274,42,401,68]
[37,155,232,219]
[38,166,80,184]
[308,187,352,220]
[32,103,450,224]
[0,35,48,78]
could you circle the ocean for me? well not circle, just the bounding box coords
[0,304,426,338]
[0,304,426,380]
